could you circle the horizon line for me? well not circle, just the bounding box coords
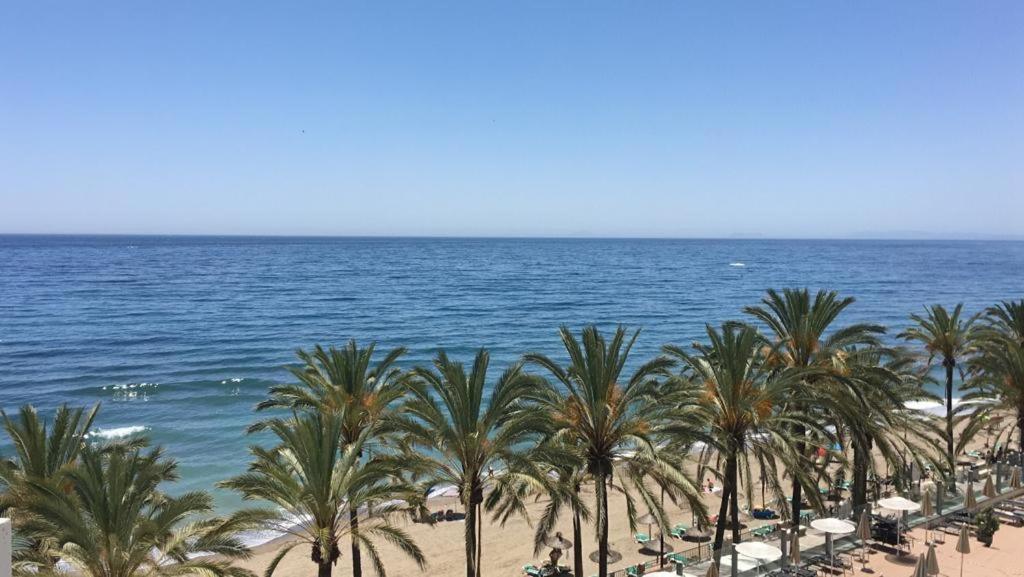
[2,232,1024,242]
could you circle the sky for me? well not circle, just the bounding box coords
[1,2,1022,239]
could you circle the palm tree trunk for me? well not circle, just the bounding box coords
[730,457,741,547]
[465,497,478,577]
[350,508,362,577]
[573,507,584,577]
[713,458,735,565]
[318,562,333,577]
[852,437,868,513]
[791,423,805,530]
[476,502,483,577]
[597,473,610,577]
[1018,406,1024,453]
[945,362,956,470]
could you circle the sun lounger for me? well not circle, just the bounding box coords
[523,564,542,577]
[634,532,652,544]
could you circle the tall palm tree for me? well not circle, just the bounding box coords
[526,326,699,577]
[253,341,410,577]
[665,323,815,564]
[899,304,978,470]
[17,441,261,577]
[838,348,944,510]
[744,288,883,527]
[222,412,424,577]
[398,349,549,577]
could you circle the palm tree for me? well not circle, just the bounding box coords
[899,304,978,470]
[527,455,591,577]
[984,300,1024,344]
[744,288,883,527]
[838,348,944,510]
[222,412,425,577]
[17,441,261,577]
[398,349,549,577]
[0,404,98,504]
[962,333,1024,452]
[0,403,99,565]
[526,326,698,577]
[253,341,410,577]
[665,323,815,564]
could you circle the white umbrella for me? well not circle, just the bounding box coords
[877,497,920,555]
[735,542,782,577]
[856,510,872,568]
[877,497,921,513]
[1011,466,1022,489]
[811,518,855,570]
[705,562,719,577]
[789,531,801,564]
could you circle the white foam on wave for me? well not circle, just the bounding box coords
[86,425,149,440]
[102,382,159,391]
[220,377,244,384]
[730,262,746,267]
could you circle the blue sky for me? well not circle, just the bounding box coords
[2,2,1022,238]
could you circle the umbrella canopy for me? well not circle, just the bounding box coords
[544,532,573,550]
[921,489,935,517]
[857,510,872,541]
[982,475,996,498]
[911,553,928,577]
[1012,466,1022,489]
[735,542,783,562]
[705,562,719,577]
[811,518,856,535]
[637,512,659,526]
[926,542,939,576]
[790,531,801,564]
[955,525,971,554]
[964,483,977,509]
[683,527,712,542]
[878,496,922,512]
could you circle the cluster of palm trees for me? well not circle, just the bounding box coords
[2,289,1022,577]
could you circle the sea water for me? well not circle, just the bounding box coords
[2,235,1023,514]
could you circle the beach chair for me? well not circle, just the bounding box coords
[634,532,652,545]
[523,564,542,577]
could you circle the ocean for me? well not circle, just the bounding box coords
[1,235,1023,512]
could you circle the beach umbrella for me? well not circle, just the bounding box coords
[926,542,939,576]
[637,511,658,541]
[955,525,971,577]
[811,518,855,570]
[543,532,573,550]
[1011,466,1022,489]
[964,482,977,509]
[789,531,801,565]
[877,496,920,554]
[856,510,872,567]
[910,553,927,577]
[982,475,996,498]
[920,489,934,544]
[705,562,719,577]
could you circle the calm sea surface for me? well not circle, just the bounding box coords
[1,235,1023,510]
